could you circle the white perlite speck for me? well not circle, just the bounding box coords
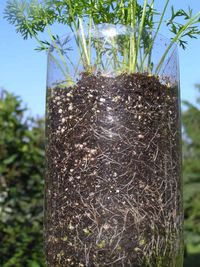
[99,98,106,102]
[68,104,73,111]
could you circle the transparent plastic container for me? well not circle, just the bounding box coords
[45,24,183,267]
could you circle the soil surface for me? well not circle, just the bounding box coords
[45,72,183,267]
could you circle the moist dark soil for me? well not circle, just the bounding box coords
[45,72,183,267]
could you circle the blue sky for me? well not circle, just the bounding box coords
[0,0,200,116]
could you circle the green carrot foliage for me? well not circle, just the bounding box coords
[4,0,200,80]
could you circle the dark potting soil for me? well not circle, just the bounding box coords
[45,72,183,267]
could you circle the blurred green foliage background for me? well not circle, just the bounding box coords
[0,91,45,267]
[0,88,199,266]
[182,85,200,267]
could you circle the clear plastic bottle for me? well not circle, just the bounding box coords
[45,24,183,267]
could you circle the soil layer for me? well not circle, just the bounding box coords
[45,73,183,267]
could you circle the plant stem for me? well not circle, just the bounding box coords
[64,0,90,69]
[78,17,90,67]
[146,0,170,72]
[88,3,93,66]
[146,0,155,72]
[134,0,147,72]
[129,0,136,72]
[46,24,72,79]
[25,20,69,81]
[155,11,200,74]
[120,0,125,24]
[123,46,128,72]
